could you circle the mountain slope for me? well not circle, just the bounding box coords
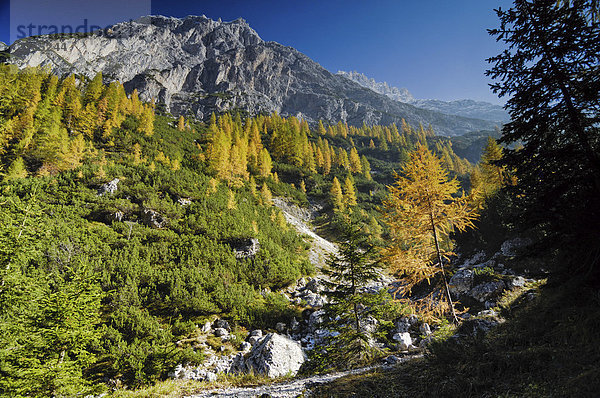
[337,70,414,103]
[338,70,509,123]
[6,15,499,136]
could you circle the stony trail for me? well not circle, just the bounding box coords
[185,356,421,398]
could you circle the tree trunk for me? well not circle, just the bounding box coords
[430,210,459,323]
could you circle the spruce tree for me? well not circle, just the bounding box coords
[313,224,389,371]
[487,0,600,269]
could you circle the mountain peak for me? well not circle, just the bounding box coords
[338,70,508,122]
[337,70,414,103]
[6,15,499,135]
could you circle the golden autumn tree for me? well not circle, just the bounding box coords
[260,182,273,206]
[177,115,185,131]
[330,176,344,211]
[343,175,357,208]
[381,144,478,322]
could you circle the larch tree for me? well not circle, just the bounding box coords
[349,147,362,174]
[260,182,272,206]
[330,176,344,211]
[382,144,478,322]
[177,115,185,131]
[361,155,372,180]
[477,137,505,199]
[343,175,358,208]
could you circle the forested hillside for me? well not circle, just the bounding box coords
[0,65,475,396]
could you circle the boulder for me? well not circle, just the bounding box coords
[141,208,166,228]
[449,269,474,297]
[303,292,326,308]
[248,335,261,346]
[214,319,231,331]
[250,329,263,338]
[359,316,379,335]
[231,238,260,259]
[290,317,300,331]
[508,276,527,289]
[275,322,286,333]
[98,178,120,196]
[469,280,506,302]
[308,309,325,332]
[394,316,416,333]
[459,318,500,336]
[201,320,212,333]
[239,333,306,378]
[177,197,192,206]
[239,341,252,352]
[213,327,229,337]
[305,278,324,293]
[205,371,218,382]
[392,332,412,350]
[477,309,498,317]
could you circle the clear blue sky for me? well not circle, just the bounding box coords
[0,0,512,104]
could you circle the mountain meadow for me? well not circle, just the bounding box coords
[1,1,599,397]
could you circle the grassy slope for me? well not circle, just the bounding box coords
[310,276,600,397]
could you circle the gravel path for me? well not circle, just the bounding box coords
[185,355,421,398]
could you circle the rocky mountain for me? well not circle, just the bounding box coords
[0,42,7,52]
[337,70,414,103]
[6,15,500,136]
[409,99,509,123]
[338,70,509,123]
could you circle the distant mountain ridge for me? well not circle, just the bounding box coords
[6,15,500,136]
[337,70,509,123]
[337,70,414,103]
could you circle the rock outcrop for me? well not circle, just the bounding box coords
[141,208,166,228]
[230,238,260,259]
[7,15,499,136]
[235,333,306,378]
[97,178,120,196]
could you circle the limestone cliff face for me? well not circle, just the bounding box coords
[7,15,499,136]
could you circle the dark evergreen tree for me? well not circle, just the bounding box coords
[312,224,389,371]
[487,0,600,277]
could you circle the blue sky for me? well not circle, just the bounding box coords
[0,0,512,104]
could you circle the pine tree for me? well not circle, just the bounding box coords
[227,189,237,210]
[83,72,103,105]
[381,145,478,322]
